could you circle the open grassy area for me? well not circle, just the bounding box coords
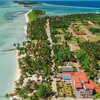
[90,36,100,42]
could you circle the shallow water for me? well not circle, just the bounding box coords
[0,1,29,100]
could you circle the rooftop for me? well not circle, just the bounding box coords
[62,74,72,80]
[79,76,88,83]
[62,66,74,72]
[73,76,80,83]
[72,72,100,92]
[62,72,75,76]
[73,72,88,83]
[84,83,94,89]
[95,88,100,93]
[84,80,99,90]
[75,82,83,89]
[74,72,86,76]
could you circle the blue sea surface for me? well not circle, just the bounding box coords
[38,1,100,8]
[30,1,100,16]
[19,0,100,8]
[0,0,100,100]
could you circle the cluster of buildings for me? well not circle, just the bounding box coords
[55,66,100,98]
[72,72,100,98]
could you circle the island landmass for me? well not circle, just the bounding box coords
[13,1,41,5]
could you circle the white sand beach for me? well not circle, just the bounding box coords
[12,50,20,90]
[24,10,32,35]
[12,10,32,93]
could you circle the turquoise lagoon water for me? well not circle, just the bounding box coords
[0,1,29,100]
[0,1,100,100]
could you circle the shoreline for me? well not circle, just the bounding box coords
[12,10,32,93]
[24,10,32,35]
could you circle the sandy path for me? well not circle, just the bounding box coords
[46,19,57,93]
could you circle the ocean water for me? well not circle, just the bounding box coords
[0,0,100,100]
[31,1,100,16]
[36,1,100,8]
[0,1,29,100]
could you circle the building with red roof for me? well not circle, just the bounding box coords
[75,82,82,89]
[73,76,80,83]
[74,72,86,76]
[84,83,94,90]
[74,72,88,82]
[62,72,75,76]
[72,72,100,98]
[95,88,100,93]
[84,80,98,90]
[61,66,75,76]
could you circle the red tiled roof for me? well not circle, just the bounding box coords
[89,80,98,88]
[75,82,82,88]
[84,83,94,89]
[84,80,98,89]
[73,72,88,83]
[73,76,80,82]
[74,72,86,76]
[79,76,88,83]
[95,88,100,93]
[72,72,99,90]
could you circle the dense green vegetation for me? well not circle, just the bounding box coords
[93,93,100,99]
[36,82,52,99]
[62,29,72,40]
[76,41,100,79]
[50,28,60,43]
[89,28,100,36]
[28,10,45,22]
[49,16,69,29]
[15,81,52,100]
[79,41,100,61]
[49,13,100,27]
[49,16,76,67]
[53,42,76,66]
[27,17,48,40]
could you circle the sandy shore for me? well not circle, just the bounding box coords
[12,10,32,93]
[12,50,20,89]
[24,10,32,35]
